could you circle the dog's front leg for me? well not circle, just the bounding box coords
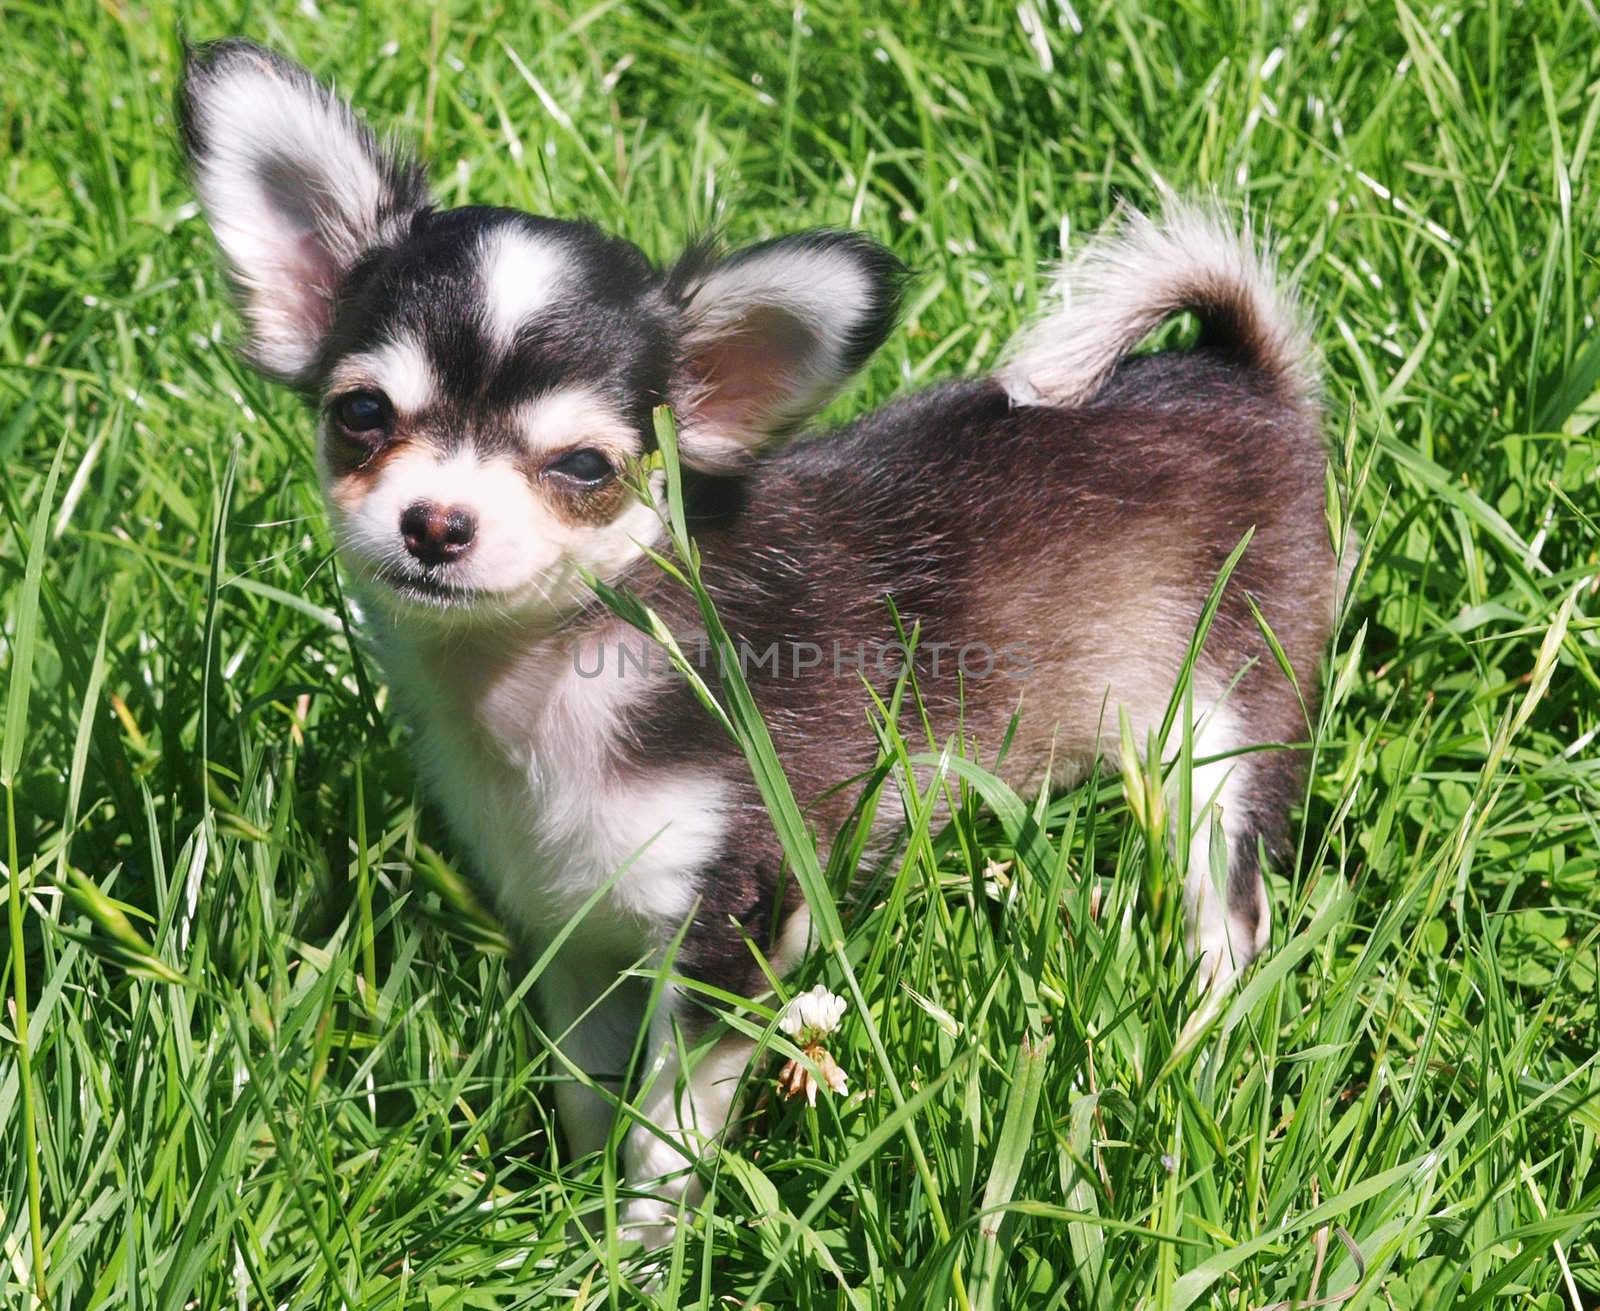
[534,958,650,1163]
[620,1000,755,1245]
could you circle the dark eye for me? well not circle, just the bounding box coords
[331,390,393,442]
[545,448,614,485]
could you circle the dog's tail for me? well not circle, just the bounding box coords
[997,201,1317,411]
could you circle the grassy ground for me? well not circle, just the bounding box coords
[4,0,1600,1306]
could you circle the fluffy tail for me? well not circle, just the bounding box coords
[998,202,1317,410]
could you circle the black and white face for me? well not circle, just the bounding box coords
[310,209,673,617]
[180,41,904,623]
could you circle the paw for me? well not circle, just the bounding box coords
[1192,905,1263,994]
[619,1194,681,1251]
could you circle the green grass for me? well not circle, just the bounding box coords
[4,0,1600,1305]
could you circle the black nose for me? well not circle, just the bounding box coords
[400,501,476,566]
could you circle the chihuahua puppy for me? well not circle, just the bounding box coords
[181,40,1335,1240]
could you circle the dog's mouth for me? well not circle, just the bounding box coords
[377,567,489,607]
[354,554,575,624]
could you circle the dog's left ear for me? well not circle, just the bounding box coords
[179,40,430,385]
[667,232,904,471]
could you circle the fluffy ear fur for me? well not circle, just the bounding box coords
[666,232,904,470]
[179,40,429,385]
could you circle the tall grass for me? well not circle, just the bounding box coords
[3,1,1599,1306]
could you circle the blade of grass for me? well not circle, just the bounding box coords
[3,435,66,1302]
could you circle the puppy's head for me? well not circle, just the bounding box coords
[180,41,903,622]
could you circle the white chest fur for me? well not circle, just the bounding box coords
[371,617,727,953]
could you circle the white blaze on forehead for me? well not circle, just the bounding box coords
[480,226,570,354]
[518,385,637,454]
[327,335,438,414]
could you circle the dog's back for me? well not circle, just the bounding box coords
[629,211,1334,997]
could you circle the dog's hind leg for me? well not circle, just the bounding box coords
[1171,699,1277,992]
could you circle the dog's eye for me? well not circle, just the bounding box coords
[545,448,614,485]
[331,390,393,440]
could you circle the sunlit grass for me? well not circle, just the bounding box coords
[3,0,1599,1306]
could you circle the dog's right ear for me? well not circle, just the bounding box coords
[179,40,430,384]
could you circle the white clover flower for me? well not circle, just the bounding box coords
[776,985,850,1109]
[780,984,847,1045]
